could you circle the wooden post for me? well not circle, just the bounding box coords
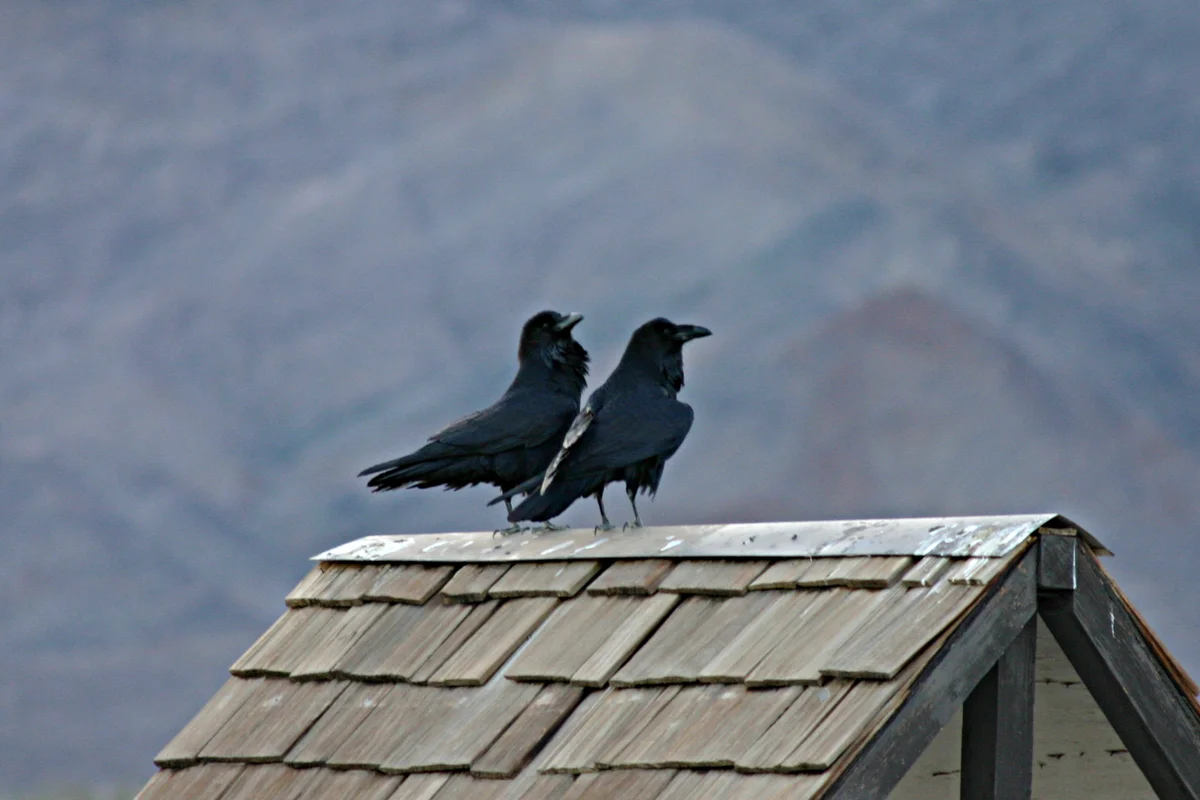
[1039,538,1200,800]
[960,614,1036,800]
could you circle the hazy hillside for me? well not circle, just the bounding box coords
[4,0,1200,791]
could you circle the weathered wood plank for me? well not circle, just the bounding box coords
[229,610,304,675]
[508,775,575,800]
[610,593,776,685]
[820,584,983,680]
[961,613,1036,800]
[654,771,733,800]
[380,679,541,773]
[658,560,770,595]
[744,590,888,686]
[655,771,827,800]
[409,600,500,684]
[336,601,473,681]
[1038,539,1200,800]
[531,690,605,772]
[489,561,602,598]
[333,602,426,677]
[430,773,574,800]
[572,594,680,686]
[587,560,673,595]
[608,685,803,768]
[154,677,264,767]
[289,603,389,680]
[300,768,403,800]
[425,774,512,800]
[539,687,679,773]
[945,557,1010,586]
[826,556,914,588]
[429,597,559,686]
[736,681,855,771]
[231,607,342,677]
[690,687,804,767]
[285,564,340,607]
[472,684,585,777]
[507,595,636,682]
[218,763,316,800]
[698,591,823,683]
[326,685,462,770]
[284,683,394,767]
[900,556,952,587]
[727,773,830,800]
[604,685,729,768]
[388,774,451,800]
[440,564,511,602]
[198,679,347,762]
[793,558,845,587]
[821,548,1038,800]
[747,559,816,590]
[782,679,907,770]
[288,565,376,608]
[503,773,577,800]
[558,769,676,800]
[365,564,454,603]
[136,765,246,800]
[321,564,386,606]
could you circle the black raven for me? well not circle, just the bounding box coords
[492,317,711,530]
[358,310,588,531]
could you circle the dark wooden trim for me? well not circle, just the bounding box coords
[1039,539,1200,800]
[1037,532,1077,590]
[960,614,1036,800]
[823,548,1038,800]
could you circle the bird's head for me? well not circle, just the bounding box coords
[625,317,712,393]
[518,310,590,384]
[630,317,713,352]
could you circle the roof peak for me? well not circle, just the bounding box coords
[314,514,1108,563]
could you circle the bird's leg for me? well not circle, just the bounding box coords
[594,491,614,533]
[492,496,526,536]
[623,485,643,530]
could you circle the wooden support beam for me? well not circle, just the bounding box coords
[1037,532,1077,590]
[1039,538,1200,800]
[823,549,1038,800]
[960,614,1036,800]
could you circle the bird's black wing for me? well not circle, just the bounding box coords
[554,398,694,482]
[539,401,596,493]
[428,388,576,455]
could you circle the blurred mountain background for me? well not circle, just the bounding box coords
[4,0,1200,793]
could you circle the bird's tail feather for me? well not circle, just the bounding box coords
[486,473,544,507]
[357,439,460,478]
[363,450,492,492]
[507,480,584,523]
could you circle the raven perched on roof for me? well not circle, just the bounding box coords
[358,311,588,531]
[492,317,711,530]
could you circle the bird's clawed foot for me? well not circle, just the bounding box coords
[537,521,568,532]
[594,520,615,534]
[622,520,644,531]
[493,523,527,537]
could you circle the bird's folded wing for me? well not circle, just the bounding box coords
[429,392,575,454]
[540,404,595,493]
[568,401,695,475]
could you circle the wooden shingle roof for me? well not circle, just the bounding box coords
[138,515,1200,800]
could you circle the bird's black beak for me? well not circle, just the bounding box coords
[554,312,584,332]
[673,324,712,342]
